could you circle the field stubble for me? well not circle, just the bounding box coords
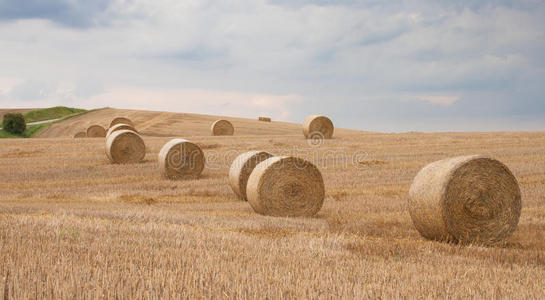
[1,131,545,298]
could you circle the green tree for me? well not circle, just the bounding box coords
[2,113,27,135]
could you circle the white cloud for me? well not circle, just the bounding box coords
[0,0,544,131]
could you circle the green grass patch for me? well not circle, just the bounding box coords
[23,106,87,123]
[0,123,54,138]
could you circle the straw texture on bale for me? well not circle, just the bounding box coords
[247,156,325,217]
[86,125,106,138]
[408,155,521,245]
[303,115,334,139]
[106,123,137,139]
[211,119,234,136]
[229,151,274,201]
[158,139,205,180]
[110,117,134,128]
[258,117,271,122]
[74,132,86,138]
[106,130,146,164]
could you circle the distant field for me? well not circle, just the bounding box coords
[35,107,361,138]
[0,108,34,120]
[1,128,544,298]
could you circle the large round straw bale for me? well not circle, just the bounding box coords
[74,131,86,138]
[408,155,521,245]
[87,125,106,138]
[211,119,234,136]
[258,117,271,122]
[106,123,137,139]
[303,115,334,139]
[229,151,274,201]
[247,156,325,217]
[106,130,146,164]
[110,117,134,128]
[158,139,205,180]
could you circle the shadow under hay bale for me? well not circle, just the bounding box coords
[408,155,521,246]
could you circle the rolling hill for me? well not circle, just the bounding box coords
[35,107,361,138]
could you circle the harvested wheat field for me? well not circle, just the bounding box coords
[1,116,545,297]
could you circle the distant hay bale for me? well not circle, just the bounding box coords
[86,125,106,138]
[229,151,274,201]
[303,115,334,139]
[408,155,521,245]
[106,130,146,164]
[211,119,234,136]
[258,117,271,122]
[110,117,134,128]
[74,132,86,138]
[246,156,325,217]
[106,123,137,139]
[158,139,205,179]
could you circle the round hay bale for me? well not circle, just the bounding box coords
[211,119,234,136]
[74,131,86,138]
[258,117,271,122]
[110,117,134,128]
[106,130,146,164]
[408,155,521,245]
[158,139,205,180]
[87,125,106,138]
[229,151,274,201]
[303,115,334,139]
[247,156,325,217]
[106,123,137,139]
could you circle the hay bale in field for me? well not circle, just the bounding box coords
[302,115,334,139]
[258,117,271,122]
[229,151,274,201]
[106,130,146,164]
[158,139,205,180]
[74,132,86,138]
[106,123,137,139]
[86,125,106,138]
[110,117,134,128]
[408,155,521,245]
[246,156,325,217]
[211,119,234,136]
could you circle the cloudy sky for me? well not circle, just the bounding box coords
[0,0,544,132]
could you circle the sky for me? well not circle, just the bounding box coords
[0,0,544,132]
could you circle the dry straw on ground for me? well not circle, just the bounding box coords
[258,117,271,122]
[110,117,134,128]
[408,155,522,245]
[211,119,234,136]
[86,125,106,138]
[73,132,86,138]
[246,156,325,217]
[158,138,205,180]
[105,130,146,164]
[303,115,334,139]
[229,151,274,201]
[106,123,137,139]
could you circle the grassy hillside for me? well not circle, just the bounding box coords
[23,106,86,123]
[1,106,88,138]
